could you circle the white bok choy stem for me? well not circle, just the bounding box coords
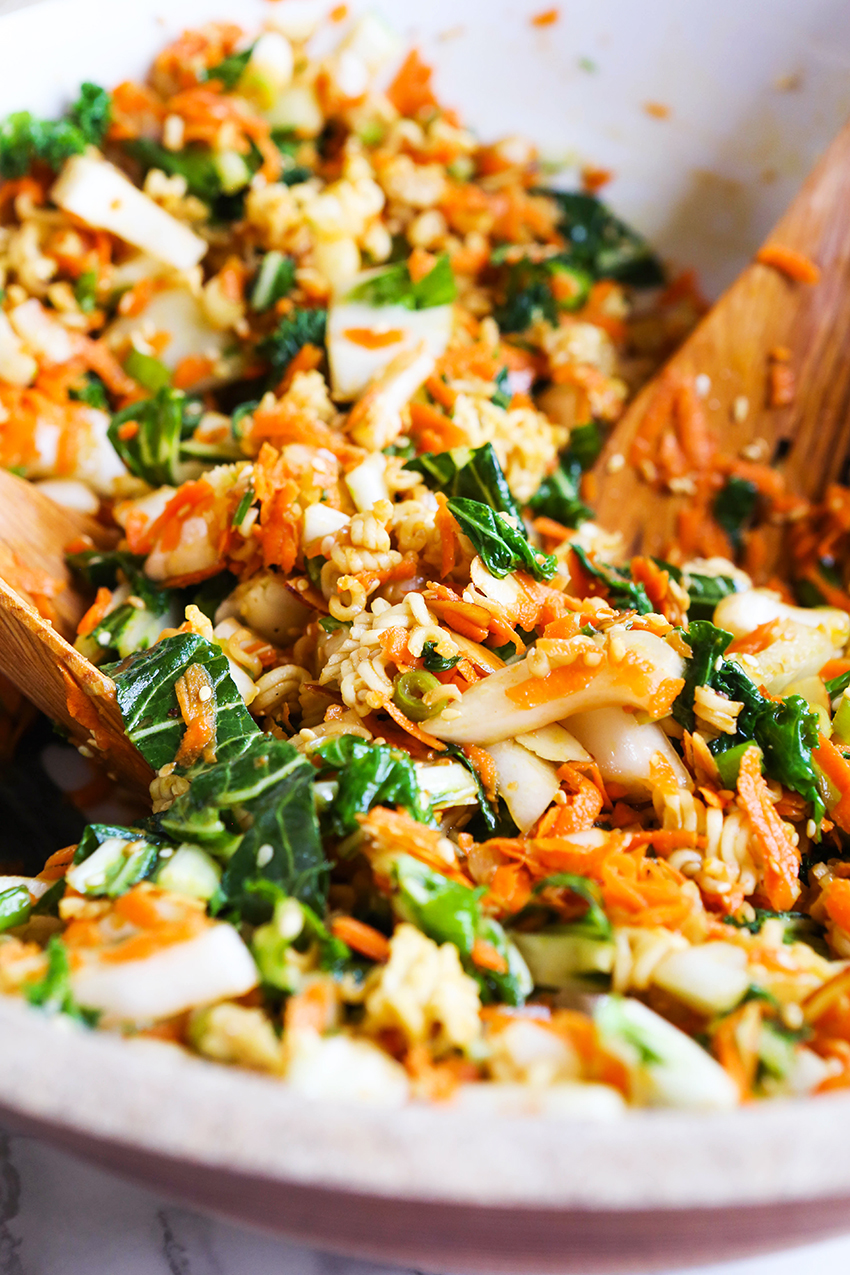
[566,706,690,794]
[423,628,684,746]
[484,740,561,834]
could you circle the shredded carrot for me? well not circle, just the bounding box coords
[384,699,447,751]
[727,620,779,655]
[768,351,796,408]
[330,916,390,962]
[284,980,337,1034]
[644,101,671,119]
[463,744,498,800]
[387,50,438,118]
[824,878,850,936]
[756,243,821,285]
[434,494,459,579]
[821,659,850,684]
[471,937,509,974]
[173,662,217,767]
[409,400,467,452]
[407,248,437,283]
[76,586,113,637]
[536,769,603,836]
[813,735,850,833]
[530,7,559,25]
[736,745,801,910]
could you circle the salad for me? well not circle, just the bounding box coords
[1,8,850,1116]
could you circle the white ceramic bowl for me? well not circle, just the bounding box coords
[3,0,850,1268]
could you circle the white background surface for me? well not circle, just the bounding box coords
[3,0,850,1271]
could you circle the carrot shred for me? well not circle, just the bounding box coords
[471,937,509,974]
[813,735,850,833]
[384,699,447,751]
[76,586,113,637]
[387,50,438,118]
[756,243,821,285]
[330,916,390,962]
[736,745,801,910]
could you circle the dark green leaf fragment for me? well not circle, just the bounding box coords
[312,735,434,838]
[348,253,456,310]
[0,885,31,933]
[448,497,556,580]
[68,82,111,145]
[405,442,523,523]
[25,936,98,1026]
[539,190,665,287]
[259,308,327,382]
[571,545,652,613]
[714,476,758,551]
[112,632,258,771]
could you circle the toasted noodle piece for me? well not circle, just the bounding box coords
[735,745,801,912]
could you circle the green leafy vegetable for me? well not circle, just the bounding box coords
[108,387,207,486]
[714,476,758,551]
[0,885,31,933]
[74,270,99,315]
[312,735,434,837]
[68,82,111,146]
[124,346,171,393]
[421,641,460,673]
[68,548,177,664]
[447,497,556,580]
[0,111,86,178]
[683,571,741,621]
[203,44,255,90]
[125,138,223,203]
[531,873,612,940]
[571,545,652,613]
[493,256,591,333]
[217,740,327,913]
[348,253,456,310]
[539,190,665,287]
[250,251,296,311]
[249,881,351,988]
[826,669,850,699]
[69,371,108,410]
[24,936,98,1026]
[491,366,511,409]
[71,823,161,897]
[259,308,327,382]
[674,621,823,817]
[404,442,522,523]
[392,854,530,1005]
[528,424,603,529]
[112,632,258,771]
[66,547,145,591]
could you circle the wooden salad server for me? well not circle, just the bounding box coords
[592,117,850,564]
[0,468,152,791]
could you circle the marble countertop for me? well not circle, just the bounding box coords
[0,1126,848,1275]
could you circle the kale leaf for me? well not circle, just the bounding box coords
[571,545,652,613]
[447,497,557,580]
[347,253,456,309]
[108,387,207,486]
[493,256,591,333]
[25,936,98,1026]
[203,45,255,90]
[674,620,822,815]
[392,854,530,1005]
[111,632,258,771]
[0,111,86,178]
[405,442,523,523]
[259,308,327,382]
[714,476,758,552]
[312,735,434,838]
[539,190,665,287]
[68,82,111,146]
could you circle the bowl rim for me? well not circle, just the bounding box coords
[2,997,850,1212]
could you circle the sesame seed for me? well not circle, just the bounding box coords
[606,452,625,474]
[733,395,750,424]
[197,685,213,702]
[695,373,711,398]
[256,843,274,868]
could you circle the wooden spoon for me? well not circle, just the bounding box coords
[592,117,850,562]
[0,469,152,792]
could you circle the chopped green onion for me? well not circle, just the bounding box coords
[124,346,171,393]
[393,670,450,722]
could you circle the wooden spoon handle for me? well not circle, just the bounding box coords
[593,117,850,559]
